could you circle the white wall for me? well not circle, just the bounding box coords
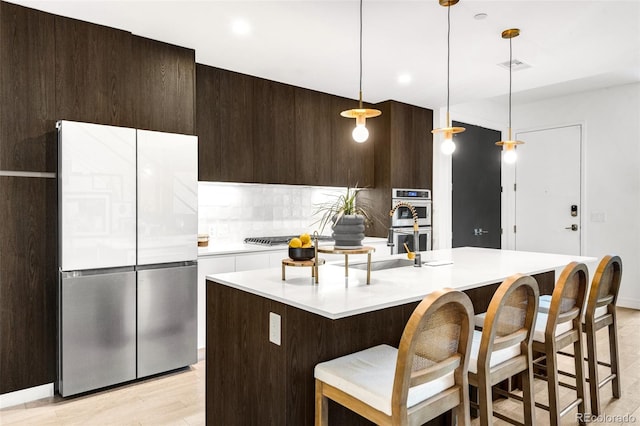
[435,83,640,308]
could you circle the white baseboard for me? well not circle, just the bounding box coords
[0,383,54,409]
[618,297,640,310]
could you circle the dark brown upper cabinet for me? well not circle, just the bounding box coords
[54,15,134,128]
[330,96,375,188]
[293,87,333,186]
[197,65,255,183]
[388,101,433,189]
[252,78,295,184]
[0,2,56,172]
[196,64,374,187]
[132,36,196,135]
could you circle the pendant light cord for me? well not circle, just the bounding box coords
[508,36,513,131]
[358,0,363,108]
[446,4,451,121]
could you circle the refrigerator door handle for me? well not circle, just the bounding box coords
[135,260,197,272]
[60,266,136,279]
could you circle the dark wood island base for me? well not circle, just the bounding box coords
[206,271,554,425]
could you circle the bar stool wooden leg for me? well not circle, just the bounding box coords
[574,338,587,420]
[545,346,562,426]
[585,321,600,415]
[609,318,621,399]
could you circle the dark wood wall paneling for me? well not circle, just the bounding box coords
[0,1,57,395]
[0,177,57,394]
[0,2,55,172]
[0,1,196,395]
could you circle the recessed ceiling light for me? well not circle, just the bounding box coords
[231,19,251,36]
[397,73,412,85]
[474,13,488,20]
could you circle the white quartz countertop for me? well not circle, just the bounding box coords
[198,237,387,257]
[206,247,597,319]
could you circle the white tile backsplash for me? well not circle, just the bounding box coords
[198,182,346,244]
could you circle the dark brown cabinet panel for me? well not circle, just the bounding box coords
[196,64,374,187]
[54,15,134,128]
[0,2,56,172]
[330,96,374,188]
[196,66,254,182]
[366,100,433,237]
[132,36,195,135]
[389,101,433,189]
[0,177,57,394]
[293,87,333,186]
[252,78,295,184]
[196,64,221,181]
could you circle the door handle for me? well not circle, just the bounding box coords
[564,224,578,231]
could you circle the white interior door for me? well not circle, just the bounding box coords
[514,125,581,255]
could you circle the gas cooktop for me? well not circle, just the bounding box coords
[243,235,334,246]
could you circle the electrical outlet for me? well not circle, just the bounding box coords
[269,312,281,345]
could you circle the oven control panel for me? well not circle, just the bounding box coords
[392,188,431,200]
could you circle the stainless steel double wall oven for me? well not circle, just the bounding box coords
[390,188,432,254]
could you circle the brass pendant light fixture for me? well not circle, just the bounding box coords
[340,0,381,143]
[495,28,524,164]
[432,0,465,155]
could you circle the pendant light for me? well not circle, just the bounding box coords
[432,0,465,155]
[495,28,524,164]
[340,0,381,143]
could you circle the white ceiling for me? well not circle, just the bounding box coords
[8,0,640,110]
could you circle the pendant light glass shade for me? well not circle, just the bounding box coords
[341,0,381,143]
[432,0,465,155]
[496,28,524,163]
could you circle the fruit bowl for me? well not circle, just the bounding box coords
[289,247,315,261]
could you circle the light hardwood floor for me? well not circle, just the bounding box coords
[1,308,638,425]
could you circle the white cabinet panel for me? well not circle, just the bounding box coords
[268,251,288,267]
[59,121,137,271]
[235,253,270,272]
[137,130,198,265]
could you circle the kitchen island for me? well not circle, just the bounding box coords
[206,247,596,425]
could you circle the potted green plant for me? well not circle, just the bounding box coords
[313,186,373,249]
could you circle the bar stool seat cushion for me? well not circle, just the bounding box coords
[538,295,607,319]
[533,312,574,342]
[314,344,454,416]
[468,330,522,374]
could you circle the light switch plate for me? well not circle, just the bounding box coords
[269,312,281,345]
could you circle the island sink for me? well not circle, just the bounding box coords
[347,258,415,271]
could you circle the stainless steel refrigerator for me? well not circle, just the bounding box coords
[57,121,198,396]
